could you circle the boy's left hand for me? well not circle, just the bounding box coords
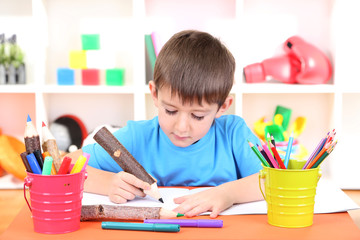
[173,185,234,218]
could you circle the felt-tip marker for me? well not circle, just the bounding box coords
[144,219,223,228]
[101,222,180,232]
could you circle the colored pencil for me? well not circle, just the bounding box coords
[303,137,326,169]
[20,152,32,173]
[81,205,184,221]
[248,140,269,167]
[311,141,337,169]
[325,129,336,144]
[41,121,62,172]
[270,133,276,147]
[311,149,330,169]
[93,126,164,203]
[306,141,333,169]
[257,144,273,168]
[283,132,294,168]
[24,114,41,154]
[269,142,286,169]
[260,139,279,168]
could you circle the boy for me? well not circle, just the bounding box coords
[74,30,263,218]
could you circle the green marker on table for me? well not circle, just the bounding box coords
[102,222,180,232]
[42,156,53,175]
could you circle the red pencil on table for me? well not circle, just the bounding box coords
[270,142,286,169]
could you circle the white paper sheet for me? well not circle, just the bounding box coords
[82,178,359,215]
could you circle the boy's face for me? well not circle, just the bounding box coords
[149,81,231,148]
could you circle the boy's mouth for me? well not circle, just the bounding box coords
[173,133,190,141]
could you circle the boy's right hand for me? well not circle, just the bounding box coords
[108,171,151,204]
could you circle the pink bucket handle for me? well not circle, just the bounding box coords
[24,176,33,212]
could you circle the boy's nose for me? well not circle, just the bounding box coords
[175,114,190,133]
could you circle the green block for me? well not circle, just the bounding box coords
[81,34,100,50]
[106,68,125,86]
[274,105,292,131]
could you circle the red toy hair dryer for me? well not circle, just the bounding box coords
[244,36,332,84]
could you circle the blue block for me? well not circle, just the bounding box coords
[57,68,75,85]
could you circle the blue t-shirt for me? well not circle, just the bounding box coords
[82,115,262,186]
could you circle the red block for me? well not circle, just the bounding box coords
[81,69,100,85]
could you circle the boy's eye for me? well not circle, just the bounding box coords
[191,114,204,121]
[165,109,177,115]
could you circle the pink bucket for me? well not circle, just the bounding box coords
[24,171,87,234]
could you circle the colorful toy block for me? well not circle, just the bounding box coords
[81,34,100,50]
[86,50,116,69]
[81,69,100,85]
[69,50,87,69]
[105,68,125,86]
[57,68,75,85]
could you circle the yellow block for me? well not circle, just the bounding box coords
[69,50,87,69]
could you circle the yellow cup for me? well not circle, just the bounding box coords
[259,160,321,228]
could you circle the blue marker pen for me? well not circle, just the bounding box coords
[26,153,42,174]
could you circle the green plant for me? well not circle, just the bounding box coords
[0,34,24,68]
[0,34,6,65]
[8,43,24,68]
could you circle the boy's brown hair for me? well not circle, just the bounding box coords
[153,30,235,107]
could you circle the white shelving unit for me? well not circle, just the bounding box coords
[1,0,359,188]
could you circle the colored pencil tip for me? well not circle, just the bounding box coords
[42,121,46,127]
[27,114,31,122]
[159,198,164,203]
[177,213,185,217]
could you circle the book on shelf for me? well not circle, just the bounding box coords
[145,33,157,84]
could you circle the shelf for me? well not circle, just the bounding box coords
[1,0,360,189]
[42,85,137,94]
[0,85,138,94]
[238,83,337,94]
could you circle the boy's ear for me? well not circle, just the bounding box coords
[215,96,233,118]
[149,80,159,107]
